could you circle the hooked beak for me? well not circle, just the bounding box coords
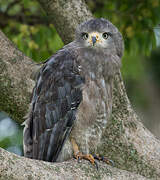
[91,36,97,46]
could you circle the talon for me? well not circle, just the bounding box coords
[93,154,114,167]
[78,156,81,163]
[74,151,82,163]
[102,157,115,166]
[94,161,99,170]
[108,159,115,167]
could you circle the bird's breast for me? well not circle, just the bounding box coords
[70,73,113,154]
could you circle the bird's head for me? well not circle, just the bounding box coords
[80,31,112,48]
[75,18,124,57]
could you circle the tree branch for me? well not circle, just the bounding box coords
[0,12,50,27]
[38,0,92,44]
[0,147,148,180]
[0,30,39,123]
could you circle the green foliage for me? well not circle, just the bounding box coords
[0,128,23,149]
[0,112,23,154]
[4,23,63,62]
[0,0,63,62]
[147,47,160,87]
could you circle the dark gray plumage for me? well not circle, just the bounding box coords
[23,18,124,162]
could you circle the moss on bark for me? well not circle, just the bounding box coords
[0,59,29,123]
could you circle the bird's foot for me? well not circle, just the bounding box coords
[93,154,115,167]
[71,138,114,170]
[74,152,98,170]
[71,138,98,169]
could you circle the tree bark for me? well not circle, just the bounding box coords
[0,30,39,124]
[0,147,148,180]
[38,0,92,44]
[0,0,160,179]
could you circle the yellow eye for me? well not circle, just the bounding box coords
[102,32,110,39]
[82,33,89,40]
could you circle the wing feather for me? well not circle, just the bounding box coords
[23,49,84,162]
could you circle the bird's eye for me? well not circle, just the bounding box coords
[82,33,89,40]
[102,32,110,39]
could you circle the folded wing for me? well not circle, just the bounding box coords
[23,49,84,162]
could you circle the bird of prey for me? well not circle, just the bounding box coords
[23,18,124,166]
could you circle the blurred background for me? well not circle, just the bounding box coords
[0,0,160,156]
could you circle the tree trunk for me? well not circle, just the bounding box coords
[0,0,160,179]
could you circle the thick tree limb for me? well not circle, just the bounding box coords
[0,0,160,179]
[0,30,39,123]
[0,148,148,180]
[99,74,160,178]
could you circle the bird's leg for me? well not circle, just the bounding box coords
[93,154,115,166]
[70,138,80,158]
[71,138,98,168]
